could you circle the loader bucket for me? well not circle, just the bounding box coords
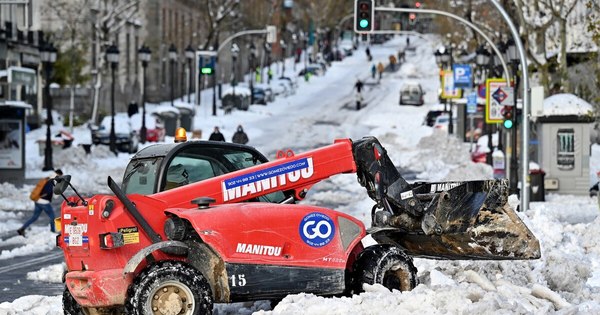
[370,179,541,260]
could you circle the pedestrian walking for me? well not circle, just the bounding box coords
[365,47,372,61]
[17,169,63,236]
[232,125,249,144]
[377,62,385,81]
[208,126,225,142]
[389,55,397,71]
[354,79,364,93]
[356,92,363,110]
[371,64,376,79]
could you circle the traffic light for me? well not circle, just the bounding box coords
[409,13,417,25]
[415,1,421,8]
[501,106,514,129]
[354,0,374,33]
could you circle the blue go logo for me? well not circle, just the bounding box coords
[299,212,335,247]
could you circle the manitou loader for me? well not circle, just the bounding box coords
[54,135,540,315]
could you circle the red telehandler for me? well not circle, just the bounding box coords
[53,135,540,315]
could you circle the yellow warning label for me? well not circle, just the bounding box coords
[118,226,140,244]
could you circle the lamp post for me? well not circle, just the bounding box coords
[440,46,454,134]
[185,45,194,104]
[475,45,490,85]
[506,37,520,194]
[249,43,256,104]
[264,43,272,84]
[231,43,239,100]
[280,39,287,76]
[168,44,177,107]
[292,34,298,71]
[106,44,119,155]
[138,45,151,144]
[41,43,57,171]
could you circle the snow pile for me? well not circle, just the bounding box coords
[541,93,594,117]
[26,264,64,283]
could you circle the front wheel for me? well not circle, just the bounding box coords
[126,261,213,315]
[352,244,418,294]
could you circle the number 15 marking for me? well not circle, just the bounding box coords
[230,274,247,287]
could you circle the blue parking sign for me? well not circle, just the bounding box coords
[453,64,472,88]
[467,93,477,114]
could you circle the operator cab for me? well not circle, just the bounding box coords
[121,140,288,203]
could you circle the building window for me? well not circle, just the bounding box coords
[557,128,575,170]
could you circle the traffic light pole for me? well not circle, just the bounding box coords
[373,3,531,211]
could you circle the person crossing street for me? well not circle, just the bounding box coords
[17,169,63,236]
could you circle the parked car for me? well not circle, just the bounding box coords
[432,114,457,133]
[274,78,296,96]
[91,113,140,153]
[130,113,166,142]
[252,88,267,105]
[399,82,425,106]
[254,84,275,103]
[423,110,446,127]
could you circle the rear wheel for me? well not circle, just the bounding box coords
[353,244,417,293]
[126,261,213,315]
[63,286,85,315]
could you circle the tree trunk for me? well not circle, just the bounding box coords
[559,18,570,93]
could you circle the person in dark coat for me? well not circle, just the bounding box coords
[208,126,225,142]
[17,169,63,236]
[232,125,249,144]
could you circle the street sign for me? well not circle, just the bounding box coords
[196,51,217,76]
[466,92,477,114]
[453,64,472,88]
[485,78,509,124]
[492,86,514,106]
[266,25,277,43]
[441,71,461,99]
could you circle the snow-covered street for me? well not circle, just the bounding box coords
[1,35,599,314]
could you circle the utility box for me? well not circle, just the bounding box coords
[535,94,594,196]
[0,101,32,185]
[152,105,180,137]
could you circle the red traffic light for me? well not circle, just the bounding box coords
[360,3,369,10]
[409,13,416,20]
[415,2,421,8]
[501,106,513,119]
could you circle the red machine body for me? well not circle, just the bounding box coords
[57,139,367,307]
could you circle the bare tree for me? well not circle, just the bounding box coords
[89,0,140,124]
[41,0,94,130]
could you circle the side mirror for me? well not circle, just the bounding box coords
[53,175,71,195]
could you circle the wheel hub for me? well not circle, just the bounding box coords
[149,281,195,315]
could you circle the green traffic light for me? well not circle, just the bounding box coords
[201,68,213,75]
[503,119,513,129]
[359,19,369,28]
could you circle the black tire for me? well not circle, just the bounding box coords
[353,245,418,293]
[63,285,84,315]
[126,261,213,315]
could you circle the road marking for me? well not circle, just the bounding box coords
[0,251,63,274]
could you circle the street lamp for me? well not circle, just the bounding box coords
[138,45,151,144]
[280,39,287,76]
[169,44,177,107]
[106,44,119,155]
[249,43,256,104]
[264,42,272,83]
[434,49,443,65]
[231,43,239,98]
[185,45,194,103]
[442,45,454,135]
[506,37,520,194]
[41,43,57,171]
[292,34,298,71]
